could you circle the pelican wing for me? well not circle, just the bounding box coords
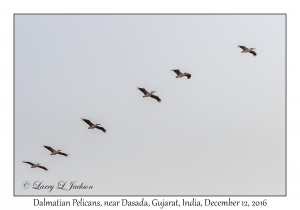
[184,73,191,79]
[58,152,68,156]
[151,95,161,102]
[43,145,55,153]
[238,45,248,50]
[171,69,182,75]
[250,51,257,56]
[96,126,106,133]
[82,118,93,126]
[37,165,48,171]
[23,161,34,166]
[137,87,149,95]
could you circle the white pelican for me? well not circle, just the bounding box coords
[171,69,191,79]
[23,161,48,171]
[82,118,106,132]
[43,145,68,156]
[238,45,257,56]
[137,87,161,102]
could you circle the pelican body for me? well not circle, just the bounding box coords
[43,145,68,156]
[82,118,106,132]
[238,45,257,56]
[23,161,48,171]
[137,87,161,102]
[171,69,191,79]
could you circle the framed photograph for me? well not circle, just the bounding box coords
[14,14,286,196]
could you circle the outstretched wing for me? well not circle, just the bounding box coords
[43,145,55,153]
[23,161,34,166]
[238,45,248,50]
[171,69,182,75]
[82,118,93,126]
[150,95,161,102]
[37,165,48,171]
[184,73,191,79]
[96,126,106,133]
[58,152,68,156]
[250,51,257,56]
[137,87,148,95]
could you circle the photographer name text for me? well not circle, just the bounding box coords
[23,181,93,192]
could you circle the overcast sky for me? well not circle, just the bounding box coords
[15,14,285,196]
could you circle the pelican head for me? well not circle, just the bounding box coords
[151,91,156,94]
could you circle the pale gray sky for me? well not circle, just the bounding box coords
[15,14,285,196]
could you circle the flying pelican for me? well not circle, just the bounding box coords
[137,87,161,102]
[43,145,68,156]
[171,69,191,79]
[23,161,48,171]
[82,118,106,132]
[238,45,257,56]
